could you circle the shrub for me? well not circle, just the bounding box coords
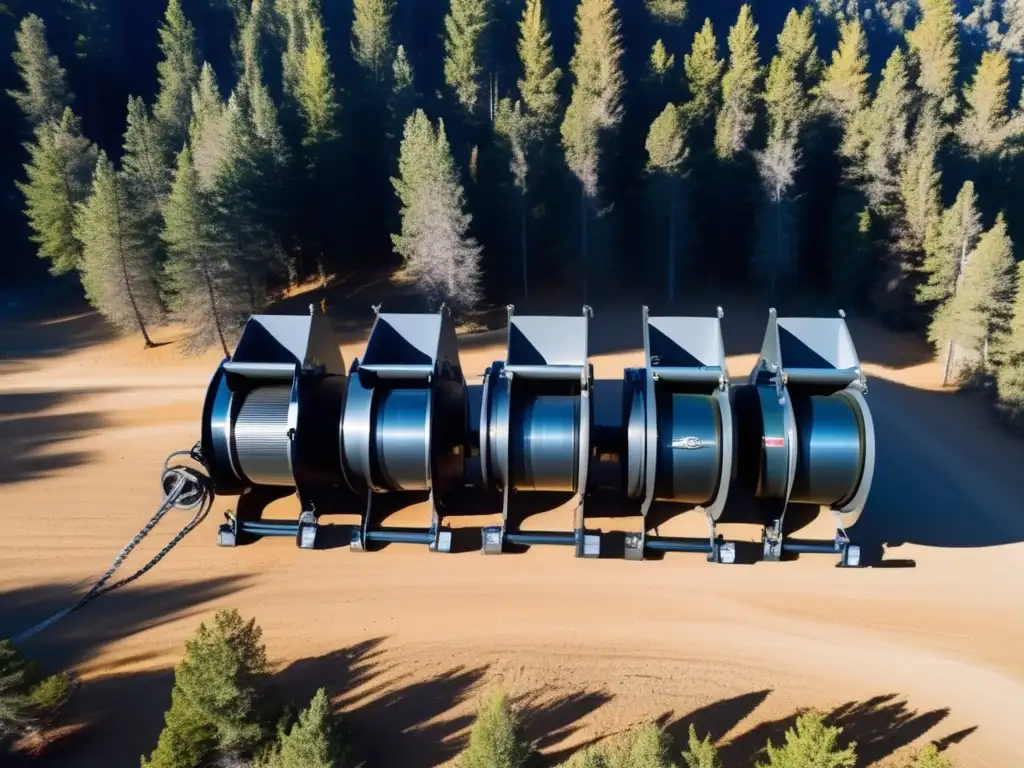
[561,722,674,768]
[458,688,536,768]
[903,743,954,768]
[142,609,270,768]
[756,710,857,768]
[0,639,73,749]
[681,723,722,768]
[257,687,356,768]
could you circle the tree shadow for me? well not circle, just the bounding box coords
[717,693,970,767]
[0,390,109,486]
[0,310,116,371]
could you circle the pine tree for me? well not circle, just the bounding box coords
[154,0,201,153]
[162,146,250,356]
[816,17,869,126]
[649,40,675,82]
[296,12,339,145]
[753,131,801,297]
[714,4,761,159]
[918,180,981,306]
[1001,261,1024,364]
[930,213,1016,379]
[391,110,483,311]
[443,0,490,119]
[267,688,348,768]
[645,103,688,301]
[764,7,819,141]
[517,0,561,137]
[189,64,230,189]
[683,19,723,128]
[278,0,309,100]
[681,723,722,768]
[142,609,268,768]
[494,98,532,298]
[905,0,959,114]
[645,0,687,26]
[389,45,418,139]
[959,50,1010,156]
[7,14,72,130]
[457,689,535,768]
[352,0,396,85]
[757,710,856,768]
[17,107,98,275]
[899,104,943,255]
[860,47,912,211]
[74,152,162,346]
[560,0,625,299]
[122,96,173,211]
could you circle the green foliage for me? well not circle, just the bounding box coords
[1,640,72,749]
[682,19,723,130]
[389,45,418,138]
[764,8,819,140]
[259,688,353,768]
[391,110,483,311]
[456,688,535,768]
[517,0,562,136]
[296,13,340,145]
[561,0,625,196]
[899,104,943,254]
[681,724,722,768]
[122,96,172,208]
[154,0,200,151]
[918,180,982,305]
[756,710,857,768]
[905,0,959,112]
[443,0,490,118]
[646,104,686,173]
[715,4,761,159]
[351,0,396,83]
[815,17,870,125]
[649,40,675,82]
[562,722,674,768]
[858,47,912,211]
[645,0,686,26]
[959,50,1011,155]
[7,14,72,129]
[142,609,269,768]
[74,152,163,344]
[902,743,954,768]
[16,107,98,275]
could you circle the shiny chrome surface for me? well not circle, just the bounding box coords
[790,393,865,506]
[374,387,431,491]
[654,392,721,505]
[233,385,295,486]
[510,394,580,492]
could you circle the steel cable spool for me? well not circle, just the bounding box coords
[373,386,431,491]
[653,390,722,504]
[233,385,295,486]
[748,309,876,565]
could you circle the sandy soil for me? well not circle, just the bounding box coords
[1,293,1023,768]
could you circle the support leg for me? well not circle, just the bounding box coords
[573,494,600,559]
[427,489,452,553]
[349,490,374,552]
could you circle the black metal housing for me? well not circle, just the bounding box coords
[343,306,468,553]
[200,305,349,549]
[479,305,599,557]
[621,306,736,563]
[745,308,876,566]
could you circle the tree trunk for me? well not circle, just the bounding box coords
[114,187,155,348]
[202,254,230,358]
[520,191,529,300]
[580,184,588,303]
[942,337,954,387]
[668,178,676,303]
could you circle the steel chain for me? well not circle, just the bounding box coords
[12,443,213,645]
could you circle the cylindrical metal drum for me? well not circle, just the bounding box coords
[374,387,430,491]
[233,385,294,486]
[510,395,580,492]
[654,392,721,504]
[621,369,646,500]
[790,394,864,506]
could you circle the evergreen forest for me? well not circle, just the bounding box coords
[4,0,1024,419]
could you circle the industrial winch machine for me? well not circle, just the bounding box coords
[194,303,877,566]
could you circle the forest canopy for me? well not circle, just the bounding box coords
[4,0,1024,417]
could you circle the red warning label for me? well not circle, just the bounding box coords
[763,436,785,447]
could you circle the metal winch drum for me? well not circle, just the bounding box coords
[195,303,877,566]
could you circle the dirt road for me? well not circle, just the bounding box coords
[1,303,1022,767]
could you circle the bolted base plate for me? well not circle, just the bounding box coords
[432,529,453,554]
[624,533,644,561]
[217,523,238,547]
[481,526,504,555]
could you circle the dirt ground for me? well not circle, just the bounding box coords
[1,285,1022,768]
